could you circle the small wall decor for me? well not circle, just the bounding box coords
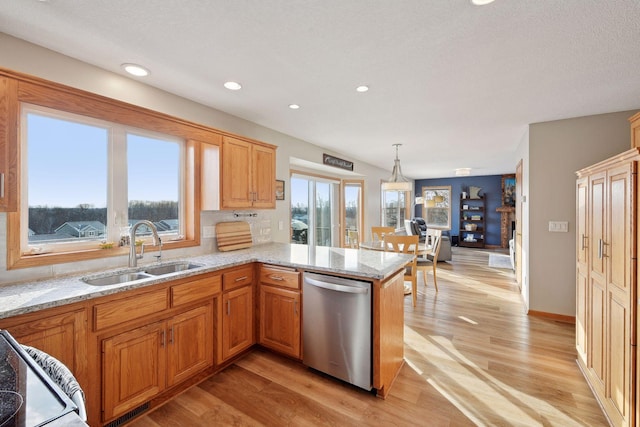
[275,180,285,200]
[469,186,482,199]
[502,174,516,207]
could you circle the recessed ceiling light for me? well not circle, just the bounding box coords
[224,81,242,90]
[288,104,300,110]
[122,63,150,77]
[471,0,495,5]
[356,85,369,93]
[456,168,471,176]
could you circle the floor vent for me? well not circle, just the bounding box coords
[104,402,150,427]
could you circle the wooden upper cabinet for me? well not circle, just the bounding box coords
[0,76,17,212]
[252,144,276,208]
[221,136,276,209]
[200,138,222,211]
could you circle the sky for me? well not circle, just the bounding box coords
[27,112,178,208]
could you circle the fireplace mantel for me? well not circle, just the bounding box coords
[496,206,515,248]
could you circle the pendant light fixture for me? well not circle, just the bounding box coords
[381,144,413,191]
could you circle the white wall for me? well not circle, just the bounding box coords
[527,110,638,316]
[0,33,394,285]
[514,128,530,310]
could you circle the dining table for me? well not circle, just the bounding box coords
[359,239,431,297]
[359,240,430,256]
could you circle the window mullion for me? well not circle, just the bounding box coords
[110,127,128,243]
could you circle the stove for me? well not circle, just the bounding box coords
[0,330,77,427]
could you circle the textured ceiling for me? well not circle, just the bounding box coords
[1,0,639,178]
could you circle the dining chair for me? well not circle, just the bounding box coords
[347,230,360,248]
[371,226,395,242]
[417,229,442,292]
[383,234,419,307]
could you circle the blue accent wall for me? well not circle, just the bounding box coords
[414,175,504,247]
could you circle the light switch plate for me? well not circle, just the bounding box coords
[548,221,569,232]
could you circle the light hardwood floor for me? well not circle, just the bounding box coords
[129,247,607,427]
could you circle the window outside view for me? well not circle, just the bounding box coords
[25,110,181,250]
[382,190,407,229]
[290,175,339,247]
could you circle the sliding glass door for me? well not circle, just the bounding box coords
[291,174,340,247]
[342,180,364,247]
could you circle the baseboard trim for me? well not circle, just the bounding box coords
[527,310,575,324]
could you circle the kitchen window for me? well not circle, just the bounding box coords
[5,75,206,270]
[381,189,410,229]
[20,104,184,255]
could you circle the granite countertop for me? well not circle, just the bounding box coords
[0,242,412,320]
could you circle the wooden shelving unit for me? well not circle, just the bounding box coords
[459,195,485,248]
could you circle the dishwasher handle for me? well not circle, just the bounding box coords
[305,277,368,294]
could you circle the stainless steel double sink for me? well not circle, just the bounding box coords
[82,261,203,286]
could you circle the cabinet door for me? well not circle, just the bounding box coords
[1,309,87,382]
[587,171,607,393]
[0,76,17,212]
[576,177,588,363]
[252,144,276,208]
[167,304,214,386]
[604,163,635,426]
[221,285,254,361]
[221,136,253,209]
[259,285,300,358]
[102,322,166,422]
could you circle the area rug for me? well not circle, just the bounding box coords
[488,253,513,270]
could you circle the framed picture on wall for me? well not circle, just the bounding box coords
[275,180,285,201]
[502,174,516,207]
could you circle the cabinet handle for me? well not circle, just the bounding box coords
[0,173,4,199]
[581,234,587,250]
[227,300,230,316]
[268,274,284,281]
[160,330,165,347]
[294,300,298,316]
[169,327,174,344]
[234,276,248,282]
[598,239,603,259]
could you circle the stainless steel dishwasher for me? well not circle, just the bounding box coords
[302,272,372,391]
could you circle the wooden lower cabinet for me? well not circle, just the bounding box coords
[259,285,300,358]
[220,284,254,362]
[167,305,214,386]
[0,308,87,377]
[101,303,213,423]
[258,264,301,358]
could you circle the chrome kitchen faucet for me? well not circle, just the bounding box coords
[128,220,162,267]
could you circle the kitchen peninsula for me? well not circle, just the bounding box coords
[0,243,410,427]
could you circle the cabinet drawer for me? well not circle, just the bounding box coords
[222,266,254,291]
[94,288,168,331]
[171,275,221,307]
[260,265,300,290]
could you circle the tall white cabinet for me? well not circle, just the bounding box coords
[576,148,638,427]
